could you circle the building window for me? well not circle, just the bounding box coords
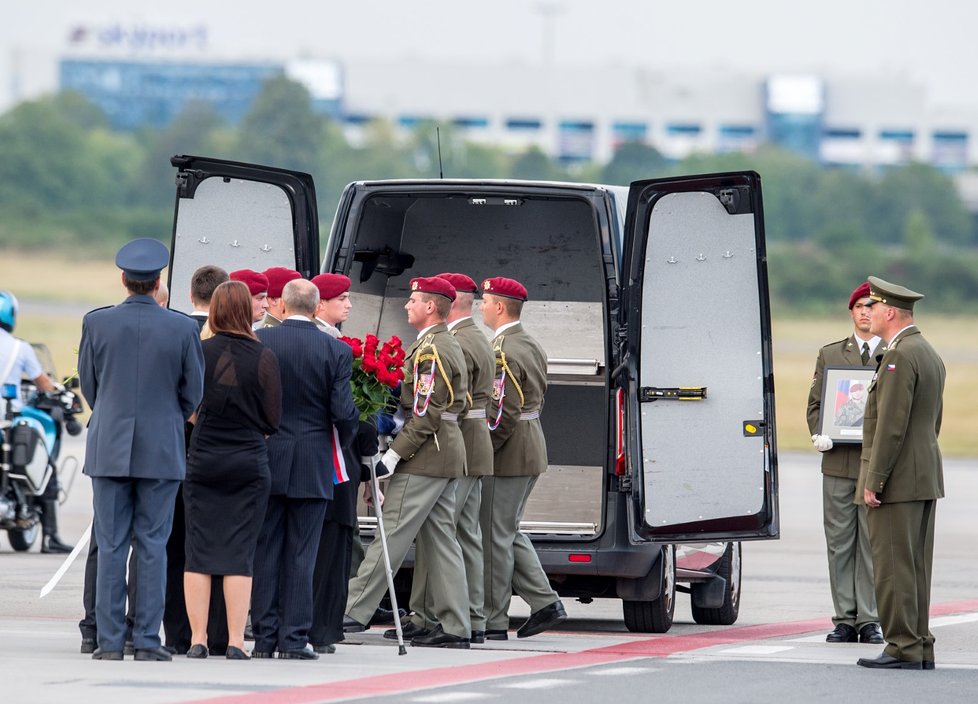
[506,118,542,131]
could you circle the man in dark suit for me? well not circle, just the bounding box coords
[252,278,359,659]
[857,277,945,671]
[163,264,229,655]
[806,282,883,646]
[79,238,204,662]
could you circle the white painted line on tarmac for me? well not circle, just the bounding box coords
[499,678,579,689]
[932,612,978,627]
[590,666,656,675]
[411,693,492,703]
[785,634,831,643]
[721,645,795,655]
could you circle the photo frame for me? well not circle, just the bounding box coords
[818,365,876,443]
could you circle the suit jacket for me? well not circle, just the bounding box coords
[390,323,467,478]
[257,319,358,499]
[325,422,379,527]
[858,326,945,503]
[450,317,495,478]
[79,294,204,480]
[806,335,877,479]
[488,322,548,477]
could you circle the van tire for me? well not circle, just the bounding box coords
[8,522,40,552]
[691,542,741,625]
[622,544,675,633]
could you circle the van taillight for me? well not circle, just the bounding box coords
[568,554,592,563]
[615,387,626,476]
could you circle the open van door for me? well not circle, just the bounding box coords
[620,171,778,542]
[167,155,320,314]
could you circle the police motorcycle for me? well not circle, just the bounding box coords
[1,308,84,552]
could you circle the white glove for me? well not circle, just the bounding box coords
[812,434,833,452]
[378,448,400,477]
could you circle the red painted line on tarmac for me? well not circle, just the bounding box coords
[189,598,978,704]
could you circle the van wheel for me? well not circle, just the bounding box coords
[8,523,40,552]
[622,544,675,633]
[691,542,741,625]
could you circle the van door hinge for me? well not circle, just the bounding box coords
[618,474,632,492]
[640,387,707,402]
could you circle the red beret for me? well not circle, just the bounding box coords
[482,276,528,301]
[848,282,871,309]
[410,276,456,301]
[230,269,268,296]
[311,273,351,300]
[436,272,479,294]
[263,267,302,298]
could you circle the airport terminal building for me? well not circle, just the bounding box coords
[58,53,978,176]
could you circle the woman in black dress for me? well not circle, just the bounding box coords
[184,281,282,659]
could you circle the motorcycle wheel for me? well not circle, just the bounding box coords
[8,522,40,552]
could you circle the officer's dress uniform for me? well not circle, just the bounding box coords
[345,324,471,641]
[806,334,881,636]
[409,315,494,636]
[859,320,945,665]
[481,321,560,634]
[79,240,204,658]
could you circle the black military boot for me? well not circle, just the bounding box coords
[41,500,73,554]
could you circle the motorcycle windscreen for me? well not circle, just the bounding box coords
[624,173,777,541]
[168,157,319,315]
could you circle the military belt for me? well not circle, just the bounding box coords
[465,409,487,419]
[441,412,460,423]
[519,410,541,421]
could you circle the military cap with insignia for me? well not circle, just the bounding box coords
[115,238,169,281]
[436,272,479,294]
[263,266,302,298]
[482,276,528,301]
[866,276,924,311]
[230,269,269,296]
[411,276,456,301]
[311,273,351,300]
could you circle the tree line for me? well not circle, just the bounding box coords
[2,76,977,312]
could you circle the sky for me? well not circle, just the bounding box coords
[3,0,978,113]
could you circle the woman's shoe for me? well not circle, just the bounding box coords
[225,646,250,660]
[186,643,208,659]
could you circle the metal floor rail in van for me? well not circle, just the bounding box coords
[357,516,598,537]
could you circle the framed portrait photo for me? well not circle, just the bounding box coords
[818,365,876,443]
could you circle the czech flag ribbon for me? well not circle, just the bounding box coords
[332,426,350,485]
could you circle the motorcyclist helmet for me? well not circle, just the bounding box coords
[0,290,18,333]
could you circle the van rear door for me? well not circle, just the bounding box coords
[620,171,778,542]
[167,155,320,314]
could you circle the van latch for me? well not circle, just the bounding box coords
[640,387,707,402]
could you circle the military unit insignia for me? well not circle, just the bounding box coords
[492,377,505,401]
[411,280,419,291]
[416,375,433,396]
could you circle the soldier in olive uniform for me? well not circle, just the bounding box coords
[394,273,495,644]
[807,282,883,645]
[856,277,945,671]
[479,277,565,640]
[344,276,472,649]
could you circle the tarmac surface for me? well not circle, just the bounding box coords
[3,444,978,703]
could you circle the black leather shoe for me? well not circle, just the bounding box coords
[826,623,858,643]
[186,644,208,659]
[370,606,408,626]
[484,629,508,641]
[923,660,935,670]
[384,622,430,640]
[858,623,884,644]
[134,647,173,661]
[517,601,567,638]
[91,648,123,661]
[80,638,96,654]
[251,650,275,659]
[41,535,73,554]
[226,646,250,660]
[312,643,336,654]
[278,645,319,660]
[343,615,367,633]
[470,630,485,644]
[411,625,470,649]
[857,653,923,670]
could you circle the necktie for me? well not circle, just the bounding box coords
[861,342,870,366]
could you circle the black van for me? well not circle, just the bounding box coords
[168,155,779,633]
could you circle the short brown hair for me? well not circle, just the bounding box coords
[499,296,523,318]
[191,265,230,306]
[208,281,257,339]
[420,292,452,319]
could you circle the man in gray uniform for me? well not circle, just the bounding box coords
[480,276,565,640]
[807,282,883,645]
[79,238,204,661]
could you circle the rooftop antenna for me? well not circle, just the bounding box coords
[436,126,444,179]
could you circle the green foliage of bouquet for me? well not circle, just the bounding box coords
[339,334,406,421]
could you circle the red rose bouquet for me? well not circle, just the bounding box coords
[339,333,406,421]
